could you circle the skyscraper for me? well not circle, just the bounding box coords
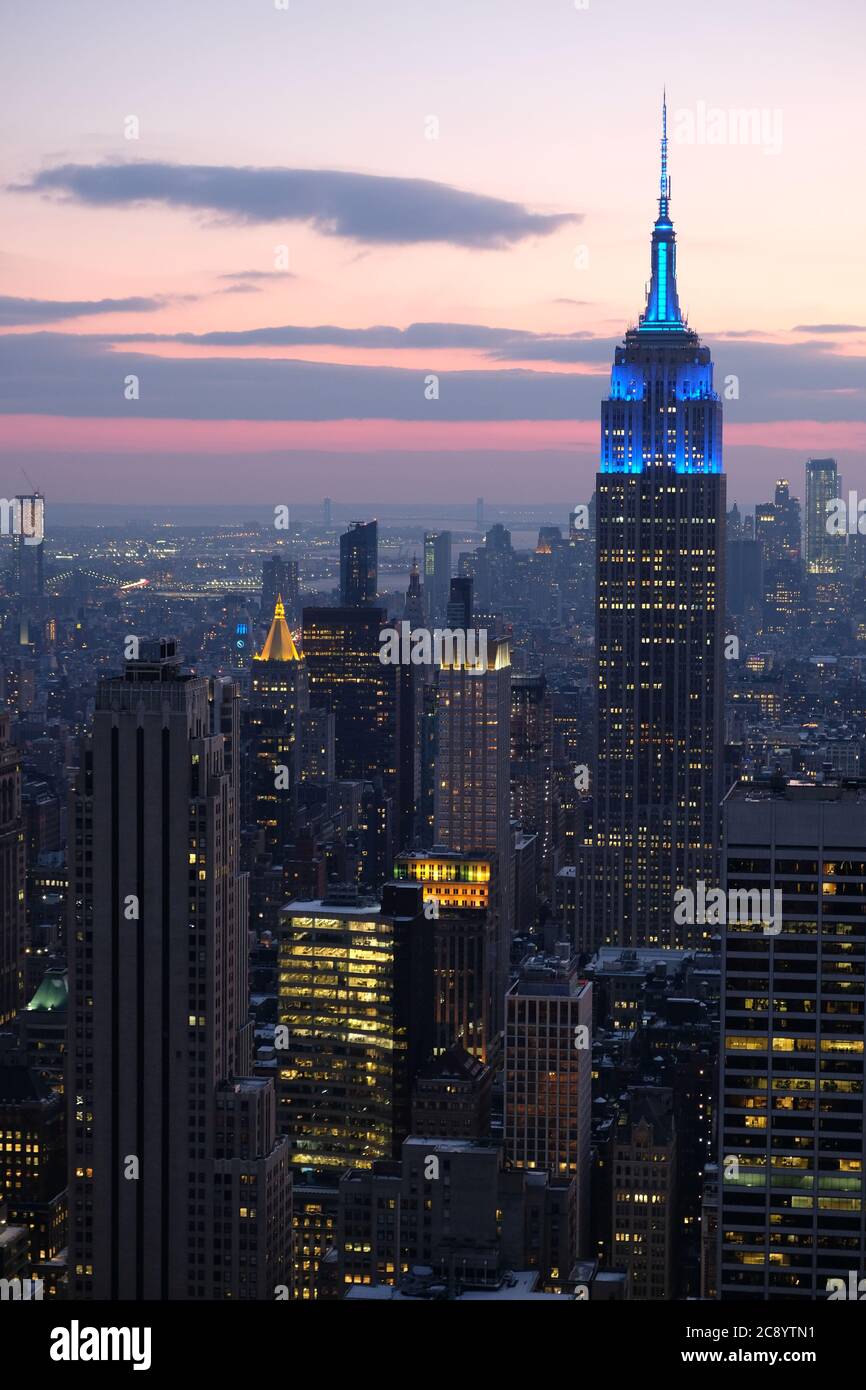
[423,530,451,623]
[394,848,497,1059]
[579,97,725,952]
[510,673,555,896]
[434,635,514,1041]
[246,596,308,852]
[261,553,299,624]
[13,492,45,602]
[403,557,425,627]
[339,520,378,606]
[611,1087,677,1300]
[302,605,397,784]
[0,712,25,1027]
[504,948,592,1253]
[67,639,292,1299]
[277,882,433,1168]
[11,492,44,646]
[805,458,841,574]
[719,780,866,1300]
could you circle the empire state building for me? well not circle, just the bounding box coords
[578,98,725,951]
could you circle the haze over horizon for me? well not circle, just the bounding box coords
[2,0,864,507]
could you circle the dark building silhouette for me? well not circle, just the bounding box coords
[0,713,25,1027]
[411,1043,492,1139]
[262,553,299,623]
[302,606,396,784]
[67,639,292,1299]
[340,520,378,606]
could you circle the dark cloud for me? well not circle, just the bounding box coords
[12,162,579,248]
[0,331,862,426]
[162,321,607,355]
[792,324,866,334]
[0,294,169,326]
[0,331,595,420]
[218,270,299,282]
[99,319,614,360]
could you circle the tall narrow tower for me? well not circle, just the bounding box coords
[805,458,840,574]
[434,635,513,1041]
[340,520,378,607]
[579,97,726,951]
[67,640,292,1299]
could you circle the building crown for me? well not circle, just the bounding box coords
[255,595,302,662]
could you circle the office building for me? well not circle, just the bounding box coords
[67,639,292,1299]
[246,596,308,852]
[339,520,377,607]
[298,706,335,785]
[434,634,513,1040]
[411,1043,492,1139]
[805,458,841,574]
[394,849,498,1060]
[719,779,866,1300]
[302,606,397,785]
[0,1050,66,1277]
[611,1087,677,1300]
[423,531,451,623]
[262,554,299,623]
[334,1136,575,1296]
[504,949,592,1250]
[510,673,555,895]
[277,882,434,1168]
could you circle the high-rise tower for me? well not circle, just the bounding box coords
[340,520,378,607]
[719,781,866,1299]
[434,635,513,1042]
[246,596,308,853]
[67,640,292,1299]
[805,458,841,574]
[579,97,726,951]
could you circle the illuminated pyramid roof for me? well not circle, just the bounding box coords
[254,595,302,662]
[25,968,68,1012]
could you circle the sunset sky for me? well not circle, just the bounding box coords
[1,0,864,509]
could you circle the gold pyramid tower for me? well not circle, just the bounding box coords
[254,595,302,662]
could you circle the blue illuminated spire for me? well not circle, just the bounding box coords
[640,90,684,331]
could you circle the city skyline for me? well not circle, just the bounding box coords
[1,0,865,1338]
